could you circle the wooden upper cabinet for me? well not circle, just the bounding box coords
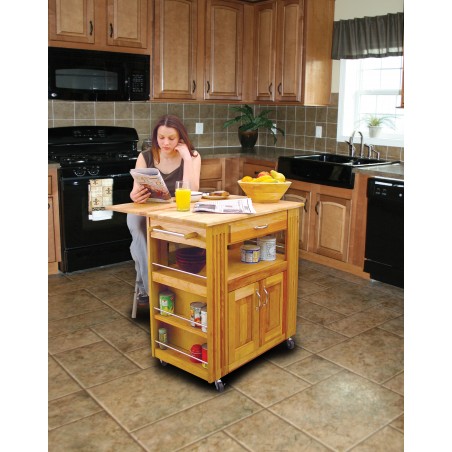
[49,0,95,44]
[205,0,243,100]
[302,0,334,106]
[253,1,277,101]
[153,0,198,99]
[107,0,149,49]
[49,0,151,53]
[275,0,303,102]
[253,0,334,105]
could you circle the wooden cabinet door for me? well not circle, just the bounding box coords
[49,0,95,44]
[107,0,149,49]
[253,1,277,101]
[302,0,334,105]
[228,282,260,366]
[313,193,351,262]
[259,273,285,346]
[153,0,197,99]
[284,190,310,251]
[205,0,243,100]
[48,197,56,263]
[274,0,302,102]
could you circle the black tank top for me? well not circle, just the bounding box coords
[141,150,184,196]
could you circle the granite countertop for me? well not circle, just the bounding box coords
[353,162,404,181]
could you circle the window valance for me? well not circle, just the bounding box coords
[332,12,404,60]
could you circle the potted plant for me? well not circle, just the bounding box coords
[222,104,285,151]
[362,114,395,138]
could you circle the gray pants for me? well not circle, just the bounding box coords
[126,214,148,295]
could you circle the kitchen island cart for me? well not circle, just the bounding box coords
[109,199,302,391]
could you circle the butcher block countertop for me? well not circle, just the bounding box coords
[107,198,303,227]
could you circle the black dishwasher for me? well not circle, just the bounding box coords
[364,178,404,288]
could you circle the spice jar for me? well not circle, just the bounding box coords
[158,328,168,350]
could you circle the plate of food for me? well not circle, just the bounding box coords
[202,190,230,200]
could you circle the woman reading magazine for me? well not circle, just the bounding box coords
[127,115,201,306]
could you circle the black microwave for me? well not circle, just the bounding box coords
[48,47,150,101]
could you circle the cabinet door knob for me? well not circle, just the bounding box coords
[255,290,261,311]
[89,20,93,36]
[110,23,113,38]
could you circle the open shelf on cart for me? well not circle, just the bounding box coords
[155,312,207,338]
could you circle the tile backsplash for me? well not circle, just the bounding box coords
[48,94,403,162]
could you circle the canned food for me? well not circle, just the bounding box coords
[190,344,202,363]
[201,306,207,333]
[190,302,206,327]
[159,290,175,316]
[241,244,260,263]
[158,327,168,350]
[201,343,208,368]
[257,235,276,261]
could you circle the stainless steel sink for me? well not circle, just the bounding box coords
[278,154,400,188]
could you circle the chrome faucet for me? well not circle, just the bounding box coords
[350,130,364,157]
[345,140,355,157]
[365,144,380,160]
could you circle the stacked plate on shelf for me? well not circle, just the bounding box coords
[175,247,206,273]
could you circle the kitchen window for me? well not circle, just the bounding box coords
[337,56,404,147]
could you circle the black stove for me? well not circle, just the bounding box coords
[49,126,139,177]
[49,126,140,273]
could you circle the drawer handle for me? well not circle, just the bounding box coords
[152,226,199,240]
[253,224,269,230]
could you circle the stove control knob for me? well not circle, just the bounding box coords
[74,168,86,177]
[87,166,100,176]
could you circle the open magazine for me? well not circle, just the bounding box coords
[193,198,256,214]
[130,168,172,202]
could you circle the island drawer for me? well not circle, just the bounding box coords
[229,211,287,243]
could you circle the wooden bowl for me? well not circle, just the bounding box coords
[237,180,292,203]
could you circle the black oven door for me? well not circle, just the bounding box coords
[59,172,134,272]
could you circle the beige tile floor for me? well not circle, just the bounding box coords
[48,259,404,451]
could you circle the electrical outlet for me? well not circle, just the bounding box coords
[195,123,204,134]
[315,126,322,138]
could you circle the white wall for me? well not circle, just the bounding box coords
[331,0,404,92]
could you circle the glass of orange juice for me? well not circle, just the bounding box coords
[175,180,191,211]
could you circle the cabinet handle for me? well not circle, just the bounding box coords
[268,82,272,95]
[89,20,93,36]
[110,23,113,38]
[262,286,269,306]
[255,290,261,311]
[253,224,269,230]
[151,226,199,240]
[206,81,210,93]
[48,203,51,210]
[192,80,196,93]
[315,201,320,215]
[304,199,308,212]
[278,83,282,95]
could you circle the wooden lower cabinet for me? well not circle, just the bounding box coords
[228,272,285,371]
[48,166,62,274]
[133,200,302,390]
[286,178,370,277]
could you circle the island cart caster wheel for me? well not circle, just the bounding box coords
[215,379,225,392]
[159,360,168,366]
[286,338,295,350]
